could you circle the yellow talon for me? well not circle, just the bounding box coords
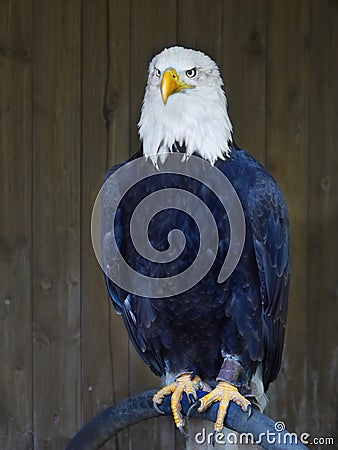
[153,383,176,405]
[153,373,210,430]
[197,381,251,432]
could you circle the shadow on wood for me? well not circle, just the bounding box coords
[66,390,309,450]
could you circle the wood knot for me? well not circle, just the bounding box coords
[320,174,332,192]
[103,89,119,130]
[40,277,52,291]
[248,30,264,56]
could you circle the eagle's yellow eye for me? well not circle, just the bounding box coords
[186,68,197,78]
[155,68,161,78]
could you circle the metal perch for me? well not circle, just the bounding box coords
[66,389,309,450]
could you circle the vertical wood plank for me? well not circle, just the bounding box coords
[81,0,114,424]
[0,1,33,448]
[264,0,310,433]
[82,1,131,448]
[307,0,338,441]
[222,0,267,163]
[32,1,81,448]
[107,8,131,448]
[177,0,223,63]
[106,1,133,448]
[107,0,132,166]
[128,2,177,448]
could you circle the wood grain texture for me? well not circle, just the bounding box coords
[1,1,338,448]
[32,1,81,448]
[0,1,33,449]
[264,0,310,432]
[81,5,118,449]
[177,0,223,63]
[222,0,267,163]
[307,0,338,442]
[106,0,132,447]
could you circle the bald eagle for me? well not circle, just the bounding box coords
[102,46,290,435]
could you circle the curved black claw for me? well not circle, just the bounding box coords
[247,404,252,420]
[211,430,219,447]
[186,400,201,421]
[178,425,189,438]
[188,393,196,404]
[153,401,166,415]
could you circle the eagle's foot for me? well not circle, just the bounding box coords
[196,381,251,432]
[153,372,211,431]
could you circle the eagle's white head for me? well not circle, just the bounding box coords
[138,46,233,165]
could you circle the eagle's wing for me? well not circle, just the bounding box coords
[101,150,166,376]
[101,150,143,314]
[102,164,127,314]
[248,169,290,389]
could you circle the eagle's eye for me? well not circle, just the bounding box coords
[154,68,161,78]
[185,68,197,78]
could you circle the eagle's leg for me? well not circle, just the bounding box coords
[153,372,211,432]
[196,357,251,433]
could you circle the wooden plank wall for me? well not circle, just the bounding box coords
[0,1,33,448]
[0,0,337,449]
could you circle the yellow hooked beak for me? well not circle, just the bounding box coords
[160,68,195,105]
